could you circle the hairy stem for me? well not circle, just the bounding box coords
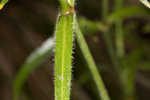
[54,0,75,100]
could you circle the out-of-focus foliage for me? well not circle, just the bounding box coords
[13,38,54,100]
[0,0,8,10]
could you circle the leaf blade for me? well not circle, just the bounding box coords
[13,38,54,100]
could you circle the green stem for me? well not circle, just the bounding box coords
[102,0,108,20]
[114,0,136,99]
[102,30,120,71]
[75,20,110,100]
[114,0,124,58]
[115,21,124,58]
[59,0,75,13]
[54,15,75,100]
[101,0,120,73]
[54,0,75,100]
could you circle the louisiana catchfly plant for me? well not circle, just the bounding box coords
[1,0,150,100]
[6,0,150,100]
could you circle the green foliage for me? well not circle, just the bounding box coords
[12,0,150,100]
[0,0,8,5]
[0,0,8,9]
[13,38,54,100]
[108,6,150,23]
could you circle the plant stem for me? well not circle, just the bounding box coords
[102,30,120,71]
[54,14,75,100]
[75,20,110,100]
[101,0,120,72]
[114,0,124,58]
[114,0,136,99]
[102,0,108,20]
[54,0,75,100]
[115,21,124,58]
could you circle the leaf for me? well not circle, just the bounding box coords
[79,6,150,34]
[13,37,54,100]
[108,6,150,23]
[0,0,8,10]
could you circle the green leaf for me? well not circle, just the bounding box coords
[108,6,150,23]
[13,38,54,100]
[0,0,8,10]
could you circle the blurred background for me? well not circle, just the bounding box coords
[0,0,150,100]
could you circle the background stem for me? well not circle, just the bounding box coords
[75,20,110,100]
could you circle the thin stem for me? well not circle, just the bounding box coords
[101,0,120,73]
[102,30,120,71]
[114,0,124,58]
[102,0,109,20]
[115,21,124,58]
[114,0,136,99]
[75,20,110,100]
